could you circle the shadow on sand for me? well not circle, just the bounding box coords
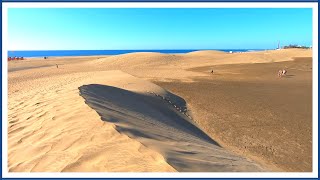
[79,84,265,172]
[283,74,295,78]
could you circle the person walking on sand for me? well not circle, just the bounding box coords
[282,69,287,76]
[278,69,287,78]
[56,64,59,68]
[211,69,213,74]
[278,70,283,77]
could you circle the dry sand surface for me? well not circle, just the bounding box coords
[155,57,312,172]
[7,48,312,172]
[8,71,176,172]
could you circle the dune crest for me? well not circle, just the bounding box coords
[79,83,265,172]
[185,50,227,55]
[8,71,176,172]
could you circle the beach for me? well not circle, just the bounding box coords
[7,48,312,172]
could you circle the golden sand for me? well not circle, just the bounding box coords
[8,48,312,172]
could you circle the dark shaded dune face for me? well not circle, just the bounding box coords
[79,84,265,172]
[155,58,312,172]
[80,84,217,145]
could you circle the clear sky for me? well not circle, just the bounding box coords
[8,8,312,50]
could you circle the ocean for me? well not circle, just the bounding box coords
[8,49,264,58]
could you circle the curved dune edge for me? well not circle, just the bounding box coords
[185,50,228,55]
[8,70,176,172]
[78,75,266,172]
[79,49,312,83]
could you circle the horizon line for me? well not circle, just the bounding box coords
[8,48,272,51]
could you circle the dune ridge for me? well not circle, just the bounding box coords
[8,71,176,172]
[79,83,265,172]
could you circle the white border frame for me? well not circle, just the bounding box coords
[2,2,318,178]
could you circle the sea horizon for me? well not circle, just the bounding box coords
[8,49,269,58]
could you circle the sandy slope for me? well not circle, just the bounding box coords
[79,84,264,172]
[8,71,175,172]
[155,57,312,172]
[7,48,312,172]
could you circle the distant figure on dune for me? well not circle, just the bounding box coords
[56,64,59,68]
[278,70,282,77]
[282,69,287,76]
[211,69,213,74]
[278,69,287,77]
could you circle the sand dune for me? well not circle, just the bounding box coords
[8,69,264,172]
[8,49,311,73]
[79,84,264,172]
[185,50,227,56]
[8,71,175,172]
[7,49,312,172]
[155,57,312,172]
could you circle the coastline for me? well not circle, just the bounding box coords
[8,49,269,58]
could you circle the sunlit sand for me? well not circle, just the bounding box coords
[8,49,312,172]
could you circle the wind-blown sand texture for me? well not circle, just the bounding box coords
[8,48,312,172]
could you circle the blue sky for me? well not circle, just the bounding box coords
[8,8,312,50]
